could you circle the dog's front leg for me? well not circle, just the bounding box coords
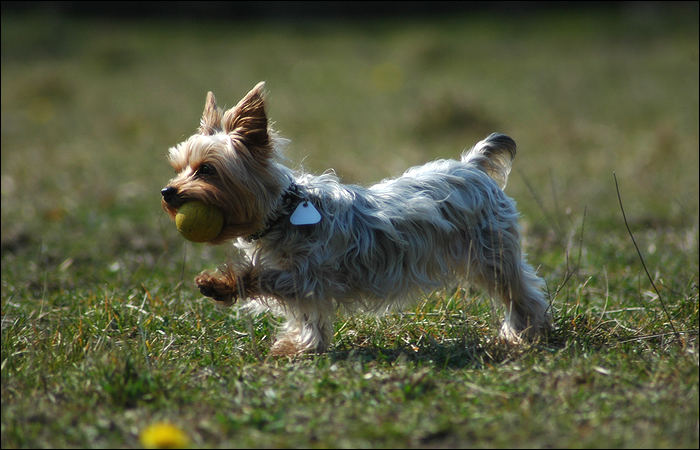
[195,264,307,304]
[194,268,239,306]
[196,265,333,355]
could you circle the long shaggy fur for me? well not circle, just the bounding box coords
[162,82,550,355]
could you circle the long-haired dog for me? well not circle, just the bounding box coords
[161,82,550,355]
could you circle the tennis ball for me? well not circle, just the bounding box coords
[175,201,224,242]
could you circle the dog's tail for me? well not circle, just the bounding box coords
[461,133,516,190]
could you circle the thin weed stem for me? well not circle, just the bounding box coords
[613,172,681,345]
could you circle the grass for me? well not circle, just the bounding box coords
[2,5,698,448]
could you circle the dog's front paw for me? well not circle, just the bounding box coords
[195,271,237,306]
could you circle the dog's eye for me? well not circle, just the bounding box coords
[197,164,216,177]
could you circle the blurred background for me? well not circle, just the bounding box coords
[2,1,698,290]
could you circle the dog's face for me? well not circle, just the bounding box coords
[161,82,279,242]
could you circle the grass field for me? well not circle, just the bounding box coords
[2,5,698,448]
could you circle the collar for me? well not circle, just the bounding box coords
[246,182,306,241]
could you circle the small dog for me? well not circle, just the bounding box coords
[162,82,550,355]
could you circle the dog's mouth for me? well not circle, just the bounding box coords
[160,186,265,241]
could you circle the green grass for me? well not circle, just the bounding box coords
[2,5,698,448]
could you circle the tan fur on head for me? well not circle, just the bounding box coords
[162,81,286,242]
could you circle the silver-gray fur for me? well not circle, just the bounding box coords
[234,133,550,354]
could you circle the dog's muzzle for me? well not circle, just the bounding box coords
[161,186,184,207]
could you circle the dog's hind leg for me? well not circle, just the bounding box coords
[497,258,550,343]
[469,224,550,342]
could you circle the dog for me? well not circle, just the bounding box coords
[161,82,550,355]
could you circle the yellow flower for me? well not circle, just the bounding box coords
[140,422,190,449]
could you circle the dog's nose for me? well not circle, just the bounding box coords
[161,186,178,204]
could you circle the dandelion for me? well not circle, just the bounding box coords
[140,422,190,449]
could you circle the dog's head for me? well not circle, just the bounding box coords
[161,82,283,243]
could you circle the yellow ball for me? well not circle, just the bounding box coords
[175,201,224,243]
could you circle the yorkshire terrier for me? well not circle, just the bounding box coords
[161,82,550,355]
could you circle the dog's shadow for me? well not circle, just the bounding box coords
[327,337,525,370]
[324,321,600,369]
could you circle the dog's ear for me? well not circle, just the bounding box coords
[199,91,222,135]
[222,82,270,152]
